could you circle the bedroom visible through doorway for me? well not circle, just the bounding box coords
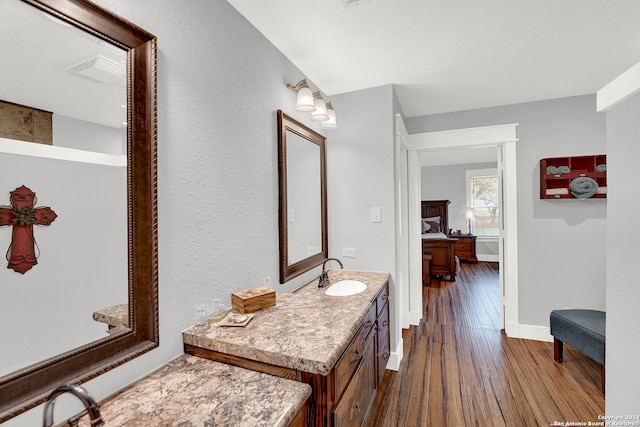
[404,123,519,336]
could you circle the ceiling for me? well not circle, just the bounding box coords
[0,0,126,129]
[226,0,640,118]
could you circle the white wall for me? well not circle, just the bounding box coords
[421,161,499,260]
[0,143,127,378]
[5,1,332,424]
[328,86,396,273]
[421,161,497,232]
[328,85,401,364]
[604,91,640,415]
[407,95,607,327]
[53,115,124,155]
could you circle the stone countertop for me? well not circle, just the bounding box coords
[92,304,129,335]
[182,270,390,376]
[77,354,311,427]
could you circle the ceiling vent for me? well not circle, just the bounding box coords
[68,55,125,85]
[339,0,372,8]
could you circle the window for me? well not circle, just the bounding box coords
[466,168,499,237]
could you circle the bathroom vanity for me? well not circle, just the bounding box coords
[182,270,391,426]
[75,355,310,426]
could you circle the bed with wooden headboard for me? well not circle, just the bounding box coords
[421,200,458,282]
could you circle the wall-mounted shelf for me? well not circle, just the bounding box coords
[540,155,607,199]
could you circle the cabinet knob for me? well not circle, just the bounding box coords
[350,349,363,365]
[364,320,373,329]
[349,401,361,422]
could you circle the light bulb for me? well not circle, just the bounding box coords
[311,93,329,122]
[296,85,315,112]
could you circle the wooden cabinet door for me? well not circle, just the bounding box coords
[376,303,390,387]
[333,332,375,427]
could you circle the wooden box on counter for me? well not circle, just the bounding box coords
[231,287,276,313]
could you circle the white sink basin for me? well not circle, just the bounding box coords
[324,280,367,297]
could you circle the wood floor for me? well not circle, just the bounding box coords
[366,262,605,427]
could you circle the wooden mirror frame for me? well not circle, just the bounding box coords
[0,0,158,421]
[277,110,328,283]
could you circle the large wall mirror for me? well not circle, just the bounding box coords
[277,110,327,283]
[0,0,158,421]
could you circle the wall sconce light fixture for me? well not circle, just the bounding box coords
[286,79,337,129]
[310,92,329,122]
[286,79,315,112]
[321,102,337,129]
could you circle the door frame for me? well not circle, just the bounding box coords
[405,122,519,334]
[395,116,422,328]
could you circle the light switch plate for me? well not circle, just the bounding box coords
[371,207,381,222]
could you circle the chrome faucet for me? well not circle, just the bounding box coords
[43,384,104,427]
[318,257,344,288]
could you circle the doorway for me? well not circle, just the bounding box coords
[401,120,519,335]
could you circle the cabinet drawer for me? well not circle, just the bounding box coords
[360,302,376,341]
[457,248,472,257]
[376,284,389,315]
[376,341,390,387]
[376,304,389,351]
[333,335,375,427]
[335,303,376,398]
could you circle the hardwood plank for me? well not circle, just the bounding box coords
[365,262,604,427]
[406,322,432,425]
[426,338,446,426]
[442,327,466,426]
[479,367,517,426]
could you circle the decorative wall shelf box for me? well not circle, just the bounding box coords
[231,287,276,313]
[540,155,607,199]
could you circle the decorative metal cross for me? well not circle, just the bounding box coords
[0,186,57,274]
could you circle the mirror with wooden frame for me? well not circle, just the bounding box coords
[0,0,158,421]
[277,110,328,283]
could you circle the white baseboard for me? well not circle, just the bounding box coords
[408,310,421,326]
[387,338,403,371]
[506,322,553,342]
[401,318,410,329]
[477,254,499,262]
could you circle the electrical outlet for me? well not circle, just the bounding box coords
[342,247,356,258]
[194,304,206,326]
[307,246,321,256]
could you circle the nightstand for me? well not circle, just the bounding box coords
[449,234,478,263]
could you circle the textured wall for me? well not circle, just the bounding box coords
[5,1,330,425]
[328,85,399,362]
[605,91,640,415]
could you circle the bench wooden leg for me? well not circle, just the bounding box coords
[601,364,605,395]
[553,338,563,363]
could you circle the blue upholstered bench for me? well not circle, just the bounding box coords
[550,309,606,393]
